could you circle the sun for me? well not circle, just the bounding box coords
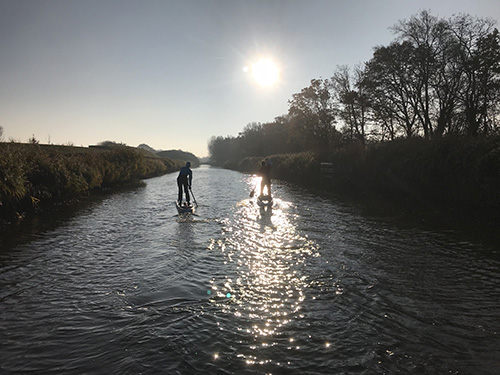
[250,58,280,87]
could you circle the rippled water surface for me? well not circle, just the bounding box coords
[1,166,499,374]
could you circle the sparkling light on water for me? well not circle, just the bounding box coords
[208,189,321,366]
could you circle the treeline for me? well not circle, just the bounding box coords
[0,143,184,224]
[209,11,500,164]
[208,11,500,228]
[228,136,500,224]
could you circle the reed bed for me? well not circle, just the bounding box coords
[0,143,183,223]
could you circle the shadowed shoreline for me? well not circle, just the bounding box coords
[0,142,184,226]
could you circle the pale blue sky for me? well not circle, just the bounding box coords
[1,0,499,157]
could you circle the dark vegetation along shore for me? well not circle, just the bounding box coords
[0,142,189,225]
[227,136,500,232]
[209,11,500,238]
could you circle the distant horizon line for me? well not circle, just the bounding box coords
[0,139,210,159]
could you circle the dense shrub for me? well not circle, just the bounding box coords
[0,144,183,223]
[226,136,500,227]
[327,136,500,223]
[231,152,320,186]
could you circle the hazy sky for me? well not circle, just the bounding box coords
[1,0,499,157]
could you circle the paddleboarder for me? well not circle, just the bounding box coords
[177,161,193,205]
[258,159,272,198]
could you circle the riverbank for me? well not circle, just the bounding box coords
[225,136,500,241]
[0,143,184,225]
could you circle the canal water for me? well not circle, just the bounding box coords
[1,165,499,374]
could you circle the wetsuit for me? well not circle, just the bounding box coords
[177,164,193,203]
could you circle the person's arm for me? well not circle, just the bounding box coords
[188,170,193,187]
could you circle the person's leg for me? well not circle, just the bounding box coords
[262,180,271,197]
[177,179,183,203]
[184,183,190,203]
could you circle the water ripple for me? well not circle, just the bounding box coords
[1,167,499,374]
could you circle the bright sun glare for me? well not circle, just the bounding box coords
[245,58,280,87]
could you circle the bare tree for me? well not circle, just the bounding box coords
[331,65,370,144]
[362,10,500,139]
[392,10,500,137]
[362,41,420,138]
[392,10,451,139]
[449,14,499,136]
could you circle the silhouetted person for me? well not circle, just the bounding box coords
[258,160,272,197]
[177,161,192,204]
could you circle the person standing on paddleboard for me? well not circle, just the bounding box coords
[258,159,272,198]
[177,161,193,205]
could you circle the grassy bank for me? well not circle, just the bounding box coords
[0,143,184,224]
[228,136,500,231]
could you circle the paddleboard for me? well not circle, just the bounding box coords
[257,195,273,207]
[175,201,195,214]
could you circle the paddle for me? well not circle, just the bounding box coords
[189,187,198,206]
[249,181,258,198]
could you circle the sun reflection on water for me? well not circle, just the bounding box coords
[208,194,320,362]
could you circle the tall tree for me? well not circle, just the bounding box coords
[208,136,237,166]
[392,10,450,139]
[362,41,420,138]
[239,122,264,157]
[287,78,337,155]
[261,118,291,156]
[331,65,370,144]
[392,11,500,138]
[475,28,500,134]
[449,14,499,136]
